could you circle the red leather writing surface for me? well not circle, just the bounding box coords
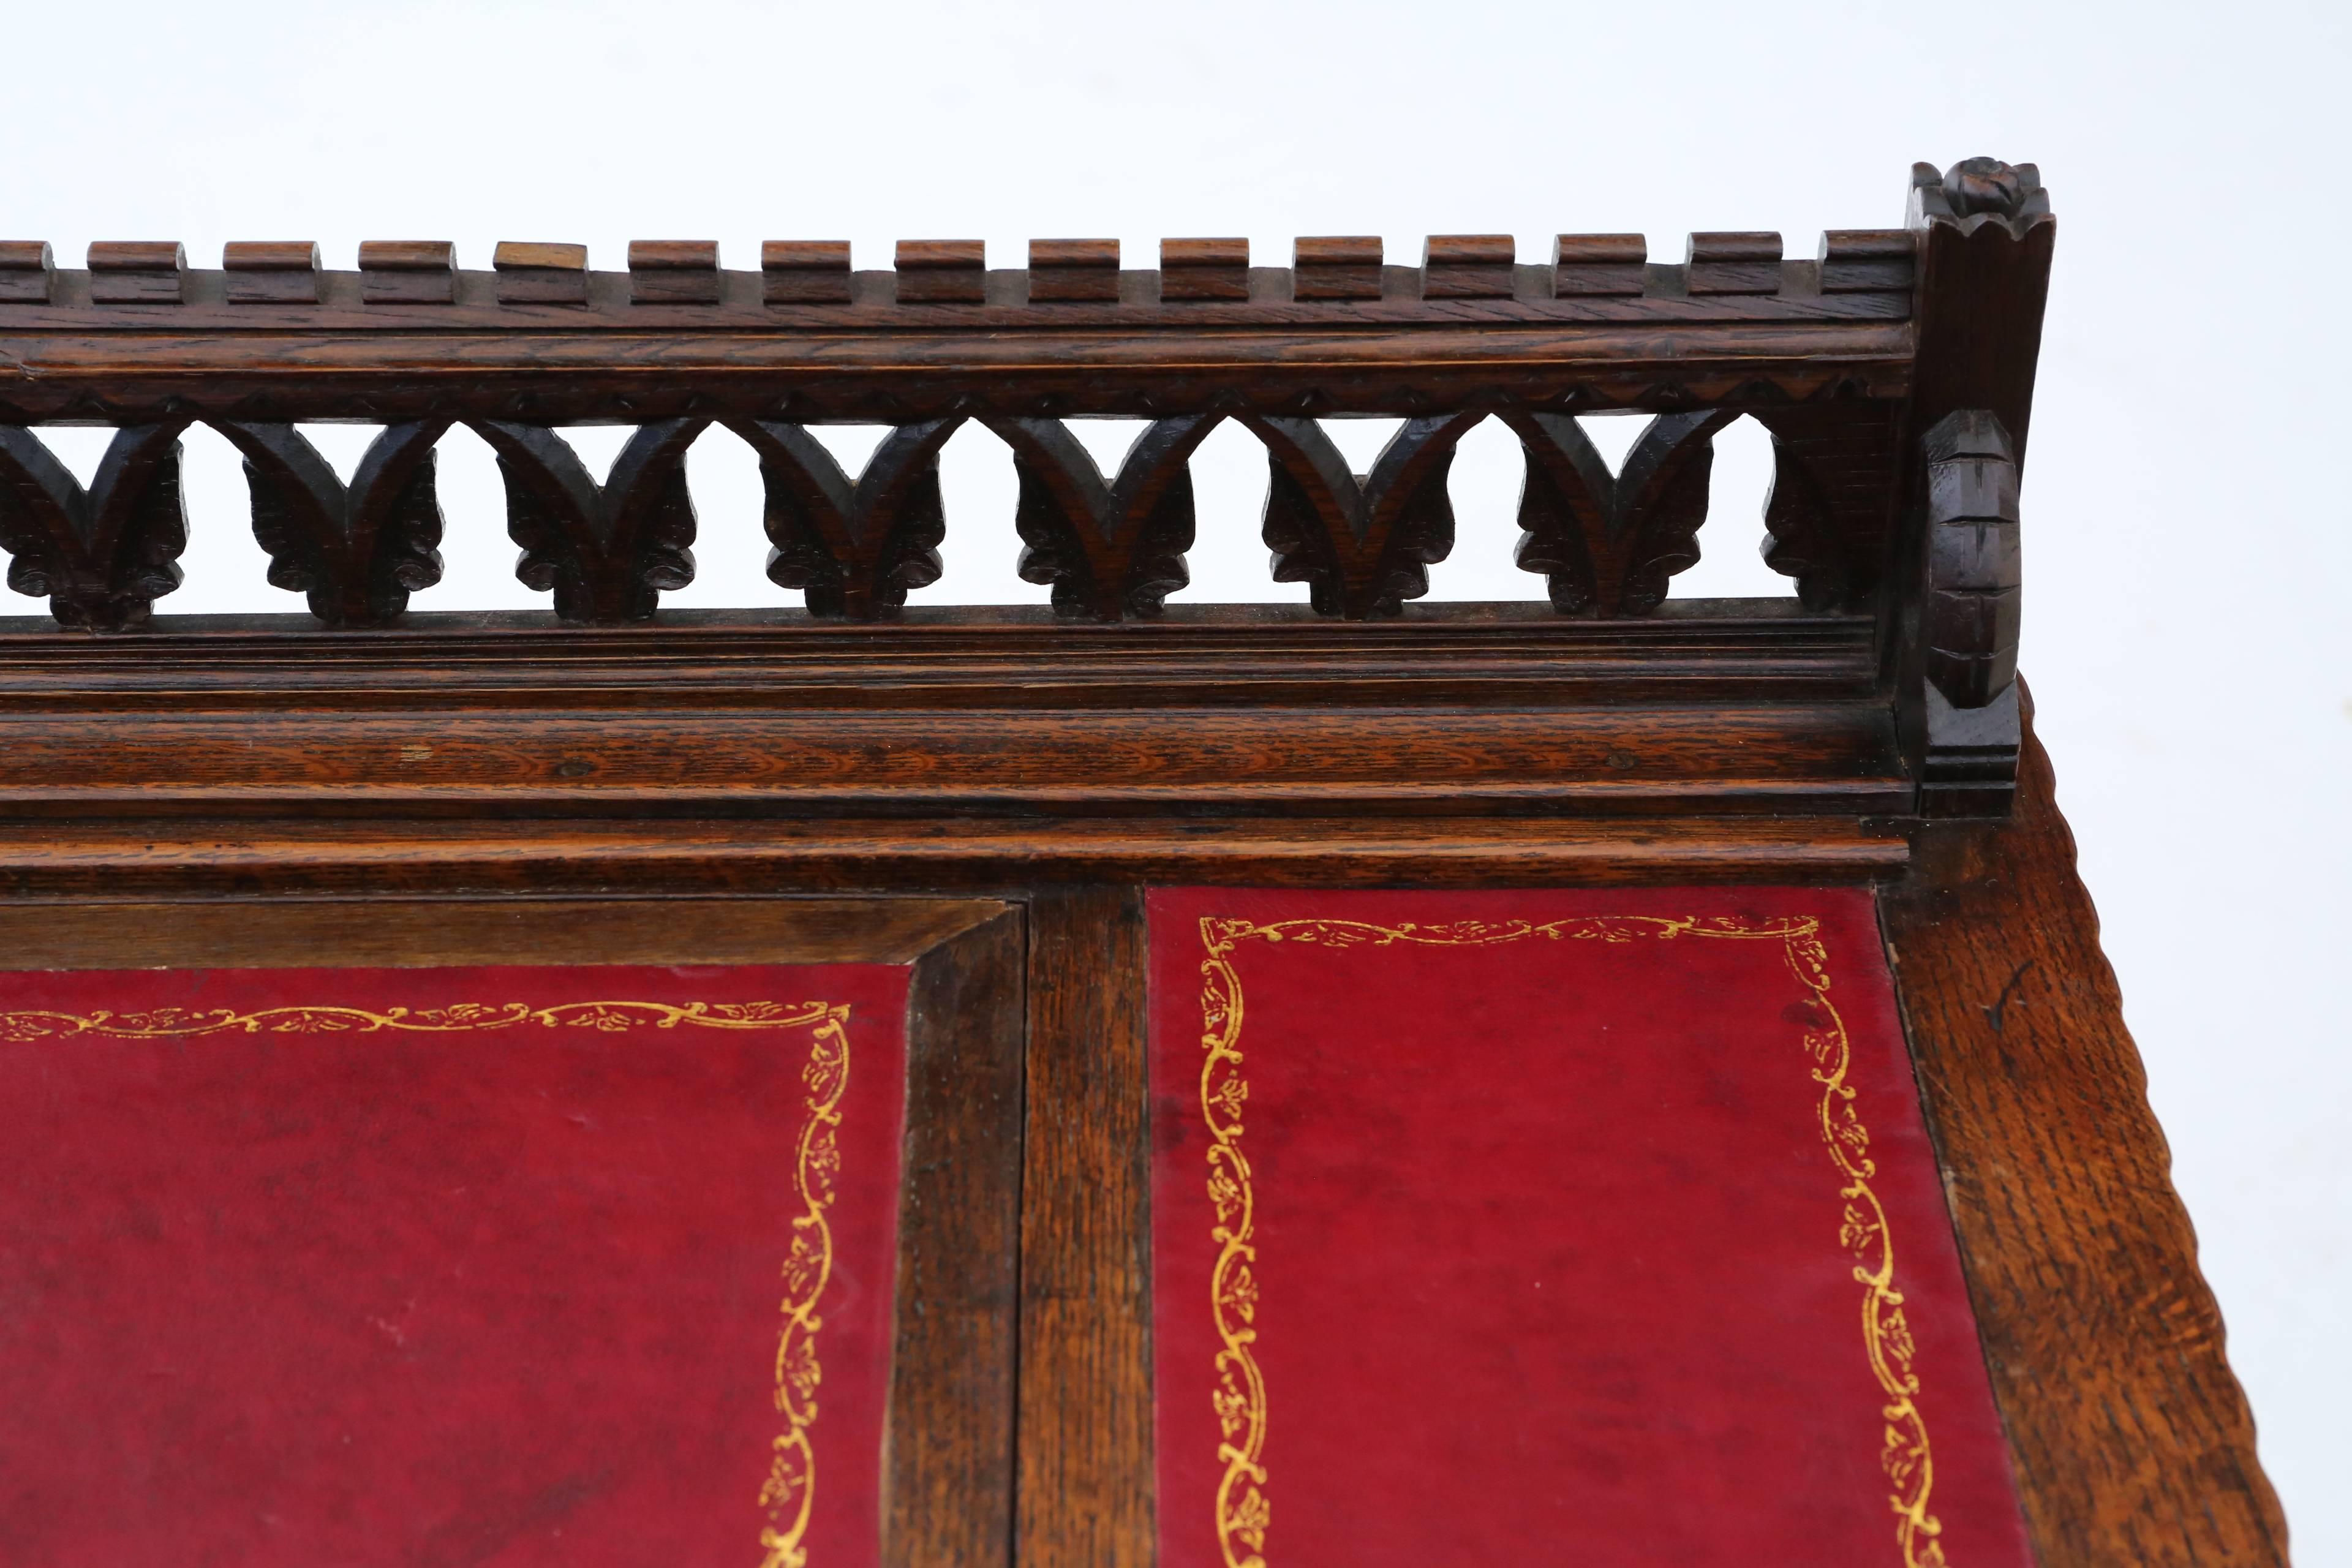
[0,961,909,1568]
[1148,888,2032,1568]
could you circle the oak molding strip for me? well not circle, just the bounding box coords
[0,158,2054,818]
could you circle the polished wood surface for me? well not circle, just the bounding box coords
[0,156,2280,1561]
[1017,888,1157,1568]
[0,894,1006,970]
[1882,703,2287,1567]
[0,814,1908,898]
[892,908,1026,1567]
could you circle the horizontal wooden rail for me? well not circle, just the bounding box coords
[0,158,2057,816]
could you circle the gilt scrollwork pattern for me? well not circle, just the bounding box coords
[1194,913,1951,1568]
[0,993,859,1567]
[758,1004,853,1568]
[0,997,836,1040]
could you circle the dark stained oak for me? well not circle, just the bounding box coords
[1881,699,2287,1567]
[729,418,960,620]
[1892,158,2054,815]
[0,159,2284,1562]
[1504,405,1738,616]
[891,908,1026,1568]
[0,421,190,628]
[216,419,448,627]
[0,894,1008,970]
[987,415,1215,620]
[0,815,1908,900]
[0,605,1908,824]
[1018,888,1156,1567]
[1245,411,1481,618]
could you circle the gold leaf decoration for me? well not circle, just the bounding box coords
[1196,912,1951,1568]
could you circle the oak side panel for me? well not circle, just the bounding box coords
[1019,886,1155,1566]
[887,909,1027,1567]
[1880,706,2287,1566]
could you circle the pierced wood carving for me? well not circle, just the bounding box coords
[0,423,190,628]
[0,160,2050,772]
[217,421,447,627]
[1246,414,1483,618]
[1757,428,1848,610]
[471,419,705,624]
[731,420,964,619]
[988,416,1217,619]
[1751,404,1902,612]
[1505,409,1738,616]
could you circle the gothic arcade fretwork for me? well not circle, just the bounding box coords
[1194,914,1953,1568]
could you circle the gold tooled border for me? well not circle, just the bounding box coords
[1197,915,1949,1568]
[0,994,851,1568]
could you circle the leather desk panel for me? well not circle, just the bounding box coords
[1148,888,2033,1568]
[0,960,908,1568]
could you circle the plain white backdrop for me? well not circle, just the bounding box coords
[6,1,2345,1556]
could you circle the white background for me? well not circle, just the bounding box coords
[7,1,2345,1556]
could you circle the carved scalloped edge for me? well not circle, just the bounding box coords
[1908,158,2054,239]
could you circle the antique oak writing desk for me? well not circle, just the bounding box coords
[0,161,2285,1566]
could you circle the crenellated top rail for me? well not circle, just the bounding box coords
[0,158,2054,816]
[0,236,1917,426]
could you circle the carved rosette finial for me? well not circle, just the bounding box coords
[1908,157,2052,236]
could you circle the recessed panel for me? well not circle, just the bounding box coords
[1148,887,2033,1568]
[0,960,910,1568]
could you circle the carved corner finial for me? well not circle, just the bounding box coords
[1909,158,2051,236]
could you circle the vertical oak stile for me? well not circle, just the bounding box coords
[1019,888,1156,1567]
[888,909,1028,1568]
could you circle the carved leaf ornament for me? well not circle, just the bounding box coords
[0,413,1868,626]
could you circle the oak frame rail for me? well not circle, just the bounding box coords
[0,158,2049,826]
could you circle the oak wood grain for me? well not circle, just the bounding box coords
[0,606,1904,821]
[0,313,1912,428]
[889,908,1026,1567]
[0,814,1907,899]
[1018,887,1155,1567]
[1880,700,2288,1566]
[0,602,1882,703]
[0,895,1006,969]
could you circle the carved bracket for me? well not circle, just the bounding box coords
[0,422,190,629]
[1918,409,2021,816]
[730,419,964,620]
[987,415,1217,620]
[217,421,448,627]
[471,419,706,624]
[1245,414,1483,618]
[1504,409,1738,615]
